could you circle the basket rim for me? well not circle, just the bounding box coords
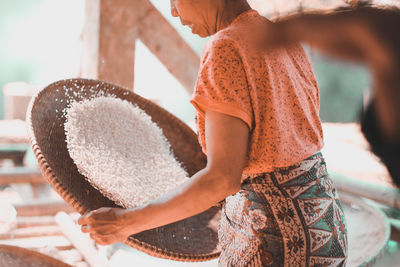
[339,192,391,266]
[0,244,72,266]
[26,78,219,262]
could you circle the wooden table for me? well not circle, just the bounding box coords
[0,120,30,167]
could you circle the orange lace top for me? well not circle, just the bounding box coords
[190,10,323,174]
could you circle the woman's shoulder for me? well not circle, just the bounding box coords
[204,12,270,57]
[202,31,240,58]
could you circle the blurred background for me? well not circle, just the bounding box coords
[0,0,375,124]
[1,1,400,266]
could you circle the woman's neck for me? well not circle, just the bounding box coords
[216,1,252,32]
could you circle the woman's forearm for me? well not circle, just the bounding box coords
[77,110,248,245]
[125,168,240,233]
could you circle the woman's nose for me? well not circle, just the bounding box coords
[170,2,179,17]
[171,7,179,17]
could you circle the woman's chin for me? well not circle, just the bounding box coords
[196,32,209,38]
[190,26,211,38]
[194,30,211,38]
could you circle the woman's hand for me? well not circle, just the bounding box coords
[77,207,138,245]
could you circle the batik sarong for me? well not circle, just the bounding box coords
[218,153,348,266]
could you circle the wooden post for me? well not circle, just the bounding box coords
[82,0,142,90]
[97,0,144,90]
[138,0,200,93]
[82,0,199,93]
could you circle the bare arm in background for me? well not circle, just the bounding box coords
[264,3,400,185]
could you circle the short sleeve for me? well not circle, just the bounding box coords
[190,37,253,130]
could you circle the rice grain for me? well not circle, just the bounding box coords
[64,96,189,208]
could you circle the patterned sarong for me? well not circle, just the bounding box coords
[218,153,348,266]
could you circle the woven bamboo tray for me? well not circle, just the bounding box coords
[340,193,390,267]
[0,245,71,267]
[26,78,221,262]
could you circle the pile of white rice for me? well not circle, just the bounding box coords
[64,96,189,208]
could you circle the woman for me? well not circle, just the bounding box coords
[78,1,348,266]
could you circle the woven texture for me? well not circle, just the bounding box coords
[26,78,221,261]
[0,245,71,267]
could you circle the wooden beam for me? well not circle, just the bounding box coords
[17,216,57,228]
[82,0,142,89]
[0,226,62,240]
[0,236,72,249]
[14,201,74,216]
[97,0,146,90]
[0,167,46,185]
[138,0,200,93]
[82,0,199,93]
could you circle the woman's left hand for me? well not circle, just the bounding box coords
[77,207,136,245]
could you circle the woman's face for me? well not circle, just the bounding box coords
[170,0,223,37]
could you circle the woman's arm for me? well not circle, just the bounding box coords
[78,109,249,245]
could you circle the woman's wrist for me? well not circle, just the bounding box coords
[122,204,153,234]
